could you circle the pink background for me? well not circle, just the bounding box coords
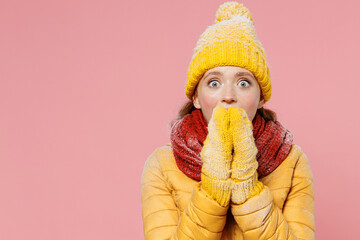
[1,0,359,239]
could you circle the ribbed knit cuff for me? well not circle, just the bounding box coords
[201,173,232,207]
[231,173,263,204]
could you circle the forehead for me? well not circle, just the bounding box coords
[201,66,255,79]
[207,65,251,73]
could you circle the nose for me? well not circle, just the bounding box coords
[221,85,237,104]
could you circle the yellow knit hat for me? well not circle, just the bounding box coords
[185,1,272,102]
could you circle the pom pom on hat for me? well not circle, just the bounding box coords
[185,1,272,103]
[215,1,253,23]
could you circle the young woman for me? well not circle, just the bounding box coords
[141,2,315,239]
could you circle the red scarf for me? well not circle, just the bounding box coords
[170,109,293,181]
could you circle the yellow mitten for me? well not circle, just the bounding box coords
[200,106,232,207]
[228,107,264,204]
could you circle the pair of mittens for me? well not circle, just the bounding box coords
[200,106,263,207]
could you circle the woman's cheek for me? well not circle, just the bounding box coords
[200,96,218,123]
[242,96,259,121]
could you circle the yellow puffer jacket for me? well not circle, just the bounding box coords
[141,144,314,240]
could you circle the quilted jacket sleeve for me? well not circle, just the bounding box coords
[231,148,315,240]
[141,148,228,240]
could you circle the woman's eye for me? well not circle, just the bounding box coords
[238,80,250,87]
[208,80,220,87]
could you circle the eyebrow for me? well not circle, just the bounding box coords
[203,71,255,79]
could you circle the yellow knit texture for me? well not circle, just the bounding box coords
[200,106,232,207]
[186,1,271,102]
[201,106,263,206]
[215,1,253,23]
[228,107,263,204]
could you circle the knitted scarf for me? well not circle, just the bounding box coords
[170,109,293,181]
